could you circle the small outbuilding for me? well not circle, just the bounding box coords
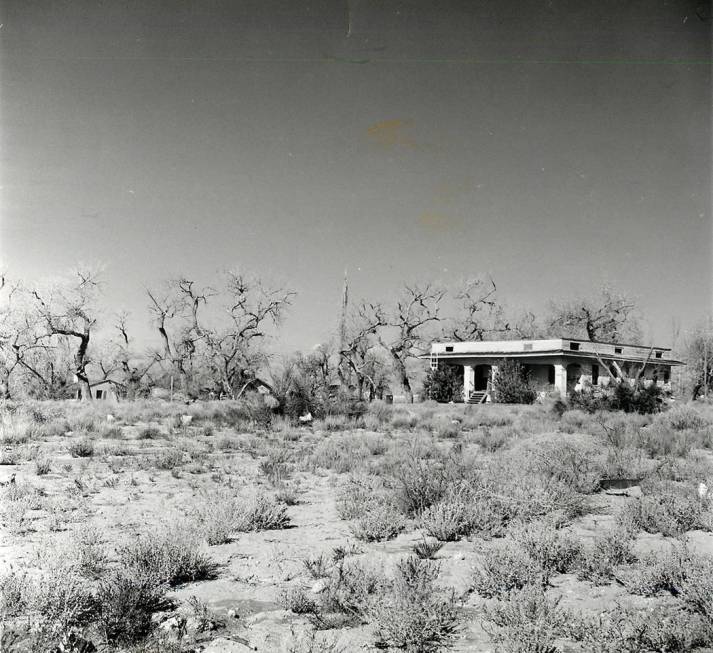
[75,379,125,402]
[429,338,683,403]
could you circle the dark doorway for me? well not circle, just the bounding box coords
[473,365,491,391]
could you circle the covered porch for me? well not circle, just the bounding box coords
[428,338,680,402]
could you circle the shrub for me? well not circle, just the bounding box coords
[568,388,610,414]
[0,570,31,617]
[100,425,124,439]
[97,569,171,644]
[198,492,241,545]
[259,446,292,485]
[413,537,445,560]
[509,520,582,576]
[472,426,514,452]
[620,481,709,537]
[472,541,546,598]
[576,527,637,584]
[370,556,461,652]
[351,500,406,542]
[390,410,418,430]
[419,485,503,542]
[434,420,461,439]
[310,436,369,474]
[71,524,109,579]
[119,524,218,586]
[318,558,384,624]
[28,567,98,646]
[336,474,387,520]
[389,450,455,517]
[68,440,95,458]
[137,426,164,440]
[572,602,713,652]
[482,586,568,653]
[676,550,713,621]
[611,381,663,414]
[236,492,291,531]
[280,585,320,615]
[34,457,52,476]
[423,364,463,403]
[155,448,184,470]
[492,359,537,405]
[304,553,332,579]
[616,545,689,596]
[636,423,695,458]
[527,437,604,494]
[660,404,709,431]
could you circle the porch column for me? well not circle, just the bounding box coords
[554,363,567,398]
[463,365,474,401]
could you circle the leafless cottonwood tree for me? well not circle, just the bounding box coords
[106,312,158,398]
[147,271,294,398]
[146,283,198,394]
[0,275,49,398]
[27,267,102,400]
[547,286,642,343]
[339,305,390,400]
[446,276,510,342]
[363,283,446,403]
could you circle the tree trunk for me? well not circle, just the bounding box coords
[393,356,413,403]
[75,332,92,401]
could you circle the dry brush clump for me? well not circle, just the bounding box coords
[369,556,462,652]
[336,474,406,542]
[618,479,713,537]
[283,552,462,652]
[482,586,569,653]
[0,517,221,649]
[419,484,504,542]
[575,526,638,585]
[198,489,291,544]
[119,523,218,586]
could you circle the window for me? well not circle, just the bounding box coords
[664,370,670,383]
[523,343,533,351]
[569,342,580,351]
[445,346,453,352]
[592,364,599,385]
[95,389,103,399]
[614,347,622,354]
[655,351,662,359]
[548,366,555,384]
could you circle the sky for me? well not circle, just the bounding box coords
[1,0,711,353]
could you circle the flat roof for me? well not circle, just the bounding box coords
[428,338,683,365]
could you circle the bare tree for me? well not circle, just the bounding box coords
[339,304,389,400]
[447,276,509,341]
[363,283,446,403]
[146,284,195,394]
[109,312,158,398]
[28,267,102,400]
[0,276,54,398]
[546,286,642,343]
[148,271,294,398]
[684,326,713,400]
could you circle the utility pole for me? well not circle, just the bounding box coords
[337,269,349,387]
[705,340,708,399]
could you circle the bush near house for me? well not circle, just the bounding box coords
[492,359,537,405]
[423,364,463,403]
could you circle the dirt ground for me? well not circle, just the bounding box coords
[2,400,713,652]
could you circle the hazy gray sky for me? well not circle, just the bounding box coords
[1,0,711,351]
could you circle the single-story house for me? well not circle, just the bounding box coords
[75,379,125,401]
[428,338,683,402]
